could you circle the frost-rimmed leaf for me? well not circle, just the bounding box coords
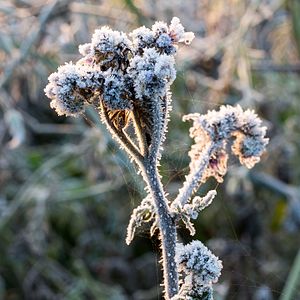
[126,195,155,245]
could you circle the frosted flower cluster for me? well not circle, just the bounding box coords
[174,241,223,300]
[184,105,269,183]
[79,26,132,71]
[44,63,104,116]
[130,17,194,55]
[44,18,194,139]
[128,48,176,99]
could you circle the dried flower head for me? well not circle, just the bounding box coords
[184,105,269,182]
[174,240,222,300]
[81,26,132,71]
[44,62,104,116]
[128,48,176,100]
[102,72,133,111]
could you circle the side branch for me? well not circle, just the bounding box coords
[172,143,214,208]
[132,108,148,157]
[100,102,143,162]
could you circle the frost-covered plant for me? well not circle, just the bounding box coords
[45,17,268,300]
[174,241,223,300]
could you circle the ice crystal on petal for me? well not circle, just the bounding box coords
[78,43,91,56]
[156,33,176,54]
[91,26,131,53]
[156,33,172,48]
[84,26,132,70]
[155,55,176,81]
[152,21,169,36]
[169,17,184,40]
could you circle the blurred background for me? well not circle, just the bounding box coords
[0,0,300,299]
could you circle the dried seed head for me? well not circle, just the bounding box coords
[184,105,269,182]
[175,240,222,300]
[102,72,133,111]
[44,62,104,116]
[128,48,176,100]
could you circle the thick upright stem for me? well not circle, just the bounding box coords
[139,158,178,299]
[101,101,178,298]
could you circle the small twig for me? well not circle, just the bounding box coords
[100,102,143,163]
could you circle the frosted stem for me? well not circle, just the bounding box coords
[139,158,178,299]
[173,143,215,208]
[132,108,148,157]
[100,102,143,162]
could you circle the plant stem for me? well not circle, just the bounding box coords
[132,109,148,156]
[139,158,178,299]
[173,143,214,208]
[101,101,178,298]
[99,103,143,162]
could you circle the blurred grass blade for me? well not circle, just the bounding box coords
[0,34,13,54]
[280,248,300,300]
[4,109,26,149]
[289,0,300,56]
[124,0,146,25]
